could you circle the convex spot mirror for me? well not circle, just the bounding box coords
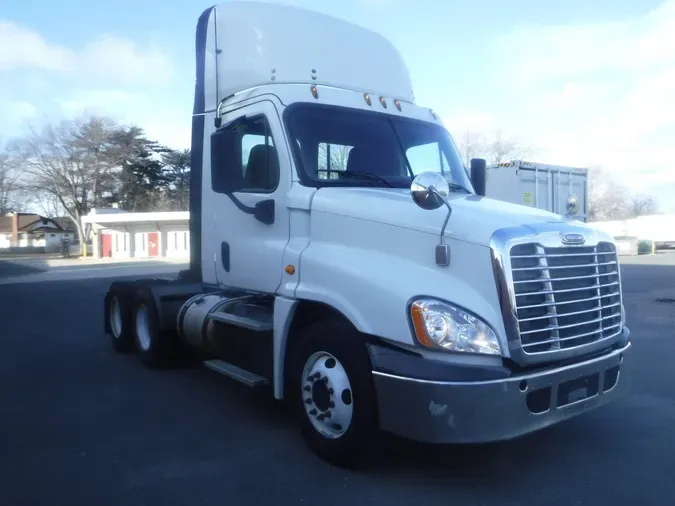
[410,172,450,210]
[566,193,579,215]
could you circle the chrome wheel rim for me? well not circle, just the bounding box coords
[110,297,122,339]
[301,351,353,439]
[135,304,152,351]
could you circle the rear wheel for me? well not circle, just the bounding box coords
[132,285,178,368]
[105,283,135,353]
[288,317,381,469]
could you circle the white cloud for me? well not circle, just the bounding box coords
[497,1,675,84]
[0,20,173,86]
[0,21,70,71]
[441,112,497,134]
[0,100,36,137]
[55,89,191,149]
[480,0,675,211]
[0,21,179,147]
[7,101,36,121]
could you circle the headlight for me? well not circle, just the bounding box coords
[409,298,501,355]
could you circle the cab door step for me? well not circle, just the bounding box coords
[203,359,269,387]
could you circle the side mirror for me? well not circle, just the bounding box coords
[566,193,579,215]
[410,172,450,210]
[470,158,487,197]
[211,124,244,193]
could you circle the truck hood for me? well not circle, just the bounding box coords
[311,187,565,246]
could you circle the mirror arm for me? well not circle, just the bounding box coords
[429,186,453,245]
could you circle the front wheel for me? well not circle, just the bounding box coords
[289,317,381,469]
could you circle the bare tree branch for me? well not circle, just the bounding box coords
[628,194,659,218]
[12,115,120,255]
[453,128,536,166]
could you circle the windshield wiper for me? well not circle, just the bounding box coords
[340,170,394,188]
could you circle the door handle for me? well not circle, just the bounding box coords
[221,241,230,272]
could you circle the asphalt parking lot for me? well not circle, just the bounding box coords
[1,256,674,506]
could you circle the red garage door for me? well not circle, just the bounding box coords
[101,234,112,258]
[148,232,159,257]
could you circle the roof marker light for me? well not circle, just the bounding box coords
[311,85,319,99]
[394,99,402,111]
[379,96,387,109]
[364,93,372,106]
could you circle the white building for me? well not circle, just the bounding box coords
[0,213,76,252]
[82,209,190,260]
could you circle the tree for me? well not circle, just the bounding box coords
[587,167,659,221]
[15,115,120,255]
[108,125,170,212]
[628,194,658,218]
[31,193,64,218]
[160,149,191,211]
[454,129,535,166]
[0,139,28,214]
[318,143,351,178]
[456,130,484,167]
[485,130,535,165]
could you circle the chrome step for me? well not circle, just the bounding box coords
[203,360,269,387]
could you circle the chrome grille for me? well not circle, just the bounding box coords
[509,242,623,354]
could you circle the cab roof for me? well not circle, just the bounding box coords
[194,1,415,114]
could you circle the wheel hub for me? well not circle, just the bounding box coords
[312,379,331,411]
[301,352,353,439]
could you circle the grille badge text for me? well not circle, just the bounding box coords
[560,233,586,246]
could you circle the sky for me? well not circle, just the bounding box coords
[1,0,673,210]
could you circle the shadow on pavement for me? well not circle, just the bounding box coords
[0,259,48,279]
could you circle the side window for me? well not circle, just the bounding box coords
[318,143,353,180]
[238,116,278,192]
[406,142,449,176]
[211,113,281,194]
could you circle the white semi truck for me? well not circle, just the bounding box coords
[104,1,633,469]
[486,160,589,222]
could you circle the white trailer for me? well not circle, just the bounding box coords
[486,160,589,222]
[103,2,632,470]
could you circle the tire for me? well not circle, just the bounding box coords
[131,285,178,369]
[105,283,135,354]
[287,316,381,469]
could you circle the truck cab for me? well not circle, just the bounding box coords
[104,1,633,469]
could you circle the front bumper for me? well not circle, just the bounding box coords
[371,337,633,444]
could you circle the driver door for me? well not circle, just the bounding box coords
[210,100,291,294]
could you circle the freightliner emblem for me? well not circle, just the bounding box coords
[560,232,586,245]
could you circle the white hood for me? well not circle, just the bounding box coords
[311,187,566,246]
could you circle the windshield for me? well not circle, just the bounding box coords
[283,103,474,192]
